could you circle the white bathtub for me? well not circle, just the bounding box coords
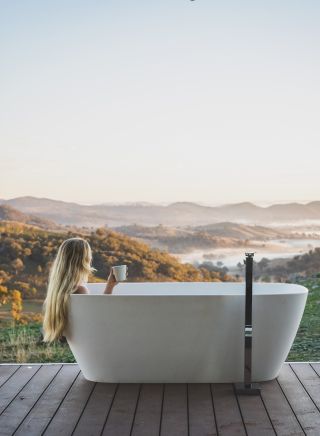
[66,282,308,383]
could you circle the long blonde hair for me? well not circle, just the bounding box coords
[43,237,95,342]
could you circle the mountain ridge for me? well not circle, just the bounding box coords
[1,196,320,227]
[0,204,61,230]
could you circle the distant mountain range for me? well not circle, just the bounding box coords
[1,196,320,227]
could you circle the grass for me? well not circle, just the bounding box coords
[287,276,320,361]
[0,276,319,363]
[0,323,75,363]
[0,300,43,317]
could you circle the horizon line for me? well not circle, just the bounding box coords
[1,195,319,209]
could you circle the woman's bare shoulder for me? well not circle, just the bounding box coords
[73,285,89,295]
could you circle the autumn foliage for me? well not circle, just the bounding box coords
[0,221,236,323]
[10,290,22,322]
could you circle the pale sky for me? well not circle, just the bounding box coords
[1,1,319,205]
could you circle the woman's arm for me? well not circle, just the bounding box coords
[73,269,118,295]
[104,269,118,294]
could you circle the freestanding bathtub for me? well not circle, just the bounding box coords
[66,282,308,383]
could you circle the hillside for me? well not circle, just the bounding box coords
[255,248,320,280]
[115,224,189,239]
[2,196,320,227]
[191,222,286,240]
[115,222,300,253]
[116,222,287,240]
[0,205,60,230]
[0,221,234,301]
[115,223,262,253]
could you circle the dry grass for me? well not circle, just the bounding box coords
[0,324,75,363]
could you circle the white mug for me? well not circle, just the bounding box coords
[112,265,128,282]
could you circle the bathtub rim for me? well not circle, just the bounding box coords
[71,281,308,297]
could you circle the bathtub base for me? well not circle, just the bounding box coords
[80,372,278,384]
[235,382,261,395]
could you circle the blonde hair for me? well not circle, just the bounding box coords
[43,237,95,342]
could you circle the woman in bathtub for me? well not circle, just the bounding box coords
[43,237,117,342]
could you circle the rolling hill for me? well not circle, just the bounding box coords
[114,222,289,253]
[0,205,60,230]
[193,222,286,240]
[254,247,320,280]
[0,221,234,301]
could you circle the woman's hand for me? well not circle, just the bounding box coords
[104,268,118,294]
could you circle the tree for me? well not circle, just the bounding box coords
[237,262,244,271]
[96,228,108,237]
[0,285,8,307]
[11,290,23,323]
[11,258,24,274]
[259,257,270,270]
[24,248,32,256]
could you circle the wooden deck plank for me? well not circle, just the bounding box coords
[260,378,304,436]
[0,365,61,436]
[290,363,320,410]
[43,372,95,435]
[236,391,275,435]
[131,384,163,436]
[73,383,117,436]
[277,364,320,435]
[212,384,246,436]
[14,364,80,436]
[0,365,40,415]
[0,365,20,388]
[1,363,320,436]
[160,383,188,436]
[311,363,320,377]
[102,383,140,436]
[188,383,217,436]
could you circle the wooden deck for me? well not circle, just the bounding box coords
[0,363,320,435]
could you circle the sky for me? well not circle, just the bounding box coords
[0,0,319,205]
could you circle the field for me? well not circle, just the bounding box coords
[0,323,75,363]
[0,277,319,363]
[287,276,320,361]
